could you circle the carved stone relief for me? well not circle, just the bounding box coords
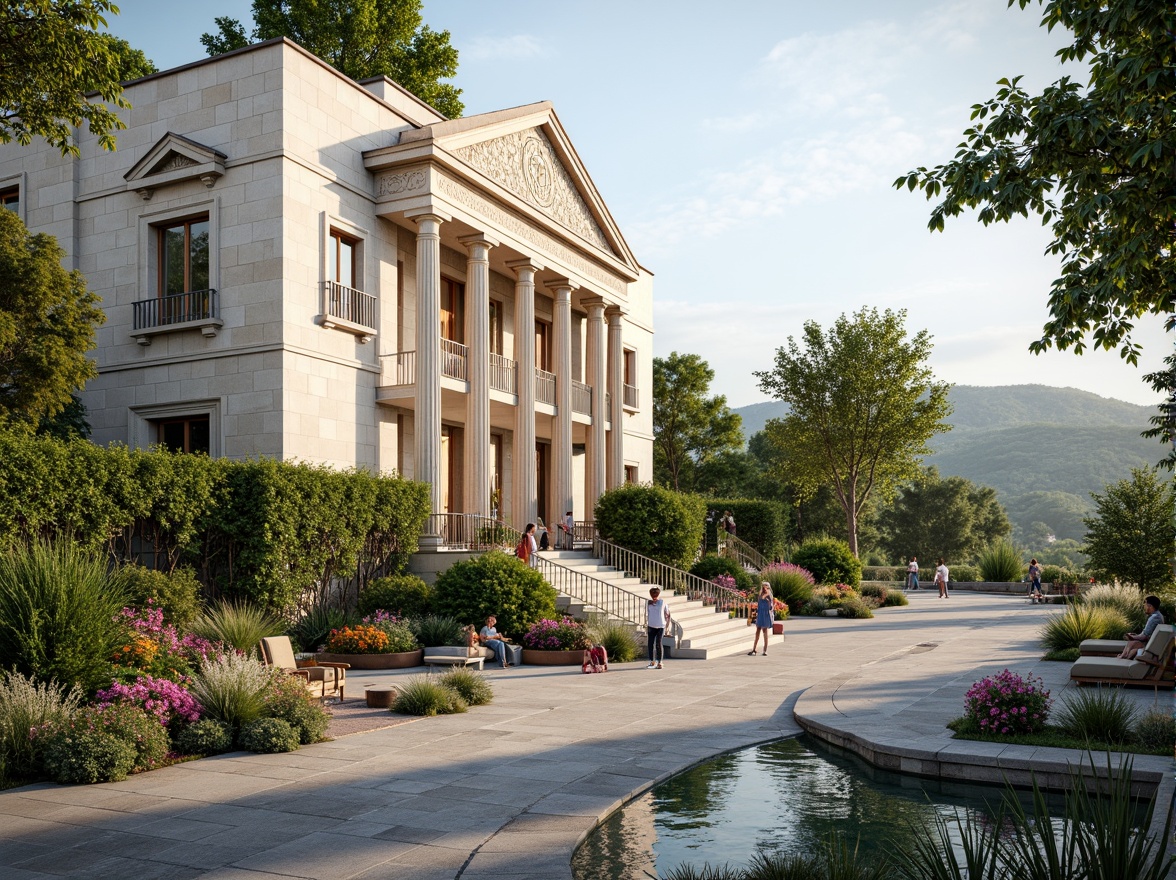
[454,129,613,254]
[152,153,197,174]
[376,168,427,198]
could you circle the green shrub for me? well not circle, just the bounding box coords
[1055,688,1135,745]
[703,498,790,560]
[1040,604,1130,653]
[358,574,433,617]
[1040,564,1079,585]
[239,717,300,753]
[882,590,910,607]
[0,541,130,694]
[595,483,706,569]
[187,653,272,730]
[837,595,874,619]
[41,727,136,784]
[410,614,465,648]
[0,671,82,783]
[800,597,830,615]
[762,562,816,610]
[437,668,494,706]
[287,604,358,653]
[91,703,170,771]
[189,601,285,655]
[862,566,901,582]
[391,676,468,716]
[361,614,419,653]
[791,537,861,586]
[174,719,233,756]
[859,583,888,600]
[978,539,1024,582]
[432,550,557,639]
[1134,709,1175,752]
[689,554,758,593]
[1043,647,1081,662]
[950,564,980,583]
[1082,583,1146,630]
[119,564,202,628]
[587,619,639,663]
[263,673,331,744]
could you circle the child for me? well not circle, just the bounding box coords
[581,644,608,673]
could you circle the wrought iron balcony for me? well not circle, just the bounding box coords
[489,352,517,394]
[380,350,416,386]
[131,289,222,344]
[572,380,592,415]
[441,338,468,381]
[535,368,556,405]
[322,280,376,330]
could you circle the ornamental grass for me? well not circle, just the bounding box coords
[587,618,640,662]
[0,671,81,784]
[189,600,284,656]
[1040,604,1130,653]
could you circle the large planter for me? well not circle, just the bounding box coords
[316,649,423,669]
[521,648,584,666]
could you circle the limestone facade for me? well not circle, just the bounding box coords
[0,38,654,530]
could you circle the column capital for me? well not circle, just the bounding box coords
[505,256,546,276]
[582,297,608,319]
[544,277,580,298]
[457,232,500,255]
[405,209,451,226]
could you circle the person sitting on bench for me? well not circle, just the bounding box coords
[479,615,512,668]
[1117,596,1165,659]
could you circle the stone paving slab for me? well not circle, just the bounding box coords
[2,591,1172,878]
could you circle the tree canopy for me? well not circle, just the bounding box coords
[754,307,952,556]
[1082,466,1175,592]
[897,0,1175,369]
[0,209,105,428]
[652,351,743,493]
[0,0,154,155]
[201,0,463,118]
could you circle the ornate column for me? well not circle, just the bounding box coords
[507,258,543,527]
[459,234,496,519]
[584,299,607,511]
[607,307,626,489]
[548,279,578,525]
[412,213,445,525]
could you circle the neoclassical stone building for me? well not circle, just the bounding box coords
[0,38,654,531]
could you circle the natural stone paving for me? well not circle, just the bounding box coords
[3,592,1172,879]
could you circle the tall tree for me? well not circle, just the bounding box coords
[1083,467,1175,592]
[201,0,463,118]
[652,352,743,492]
[0,0,153,155]
[0,210,105,427]
[754,308,952,556]
[879,467,1012,564]
[897,0,1176,370]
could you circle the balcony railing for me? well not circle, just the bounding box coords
[623,383,639,409]
[441,338,468,381]
[380,351,415,386]
[133,289,218,330]
[427,513,521,551]
[323,280,376,330]
[489,352,517,394]
[535,368,556,405]
[572,380,592,415]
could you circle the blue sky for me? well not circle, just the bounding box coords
[108,0,1169,407]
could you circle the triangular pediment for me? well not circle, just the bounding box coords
[401,103,638,271]
[124,132,227,200]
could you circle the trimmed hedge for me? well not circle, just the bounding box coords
[689,554,759,593]
[595,484,706,570]
[0,431,431,613]
[704,498,789,561]
[791,537,861,587]
[431,551,557,640]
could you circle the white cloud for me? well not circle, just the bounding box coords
[463,34,548,62]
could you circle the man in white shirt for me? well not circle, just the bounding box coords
[935,558,950,599]
[906,557,919,591]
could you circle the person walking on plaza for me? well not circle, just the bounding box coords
[906,556,919,591]
[935,557,950,598]
[646,587,671,669]
[1027,558,1043,602]
[748,582,775,656]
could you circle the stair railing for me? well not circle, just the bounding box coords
[719,533,767,573]
[533,554,647,628]
[592,536,750,615]
[426,513,521,551]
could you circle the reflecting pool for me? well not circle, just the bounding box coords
[572,735,1062,879]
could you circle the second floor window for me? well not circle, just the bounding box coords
[441,277,464,343]
[329,228,357,288]
[535,319,551,371]
[159,215,209,295]
[0,187,17,214]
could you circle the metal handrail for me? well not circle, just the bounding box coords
[718,532,767,572]
[489,352,517,394]
[323,280,376,329]
[133,289,218,330]
[593,536,750,614]
[441,337,468,381]
[427,513,521,550]
[533,554,647,629]
[379,350,416,386]
[535,368,556,404]
[571,380,592,415]
[573,520,597,545]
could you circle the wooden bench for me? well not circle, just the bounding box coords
[422,652,485,671]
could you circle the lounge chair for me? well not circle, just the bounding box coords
[1069,625,1174,689]
[260,636,348,701]
[1078,638,1129,657]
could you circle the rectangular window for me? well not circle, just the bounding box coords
[157,416,210,454]
[488,300,504,355]
[441,277,464,343]
[535,319,551,371]
[158,215,210,295]
[623,348,636,386]
[0,187,17,214]
[625,465,638,484]
[329,228,358,288]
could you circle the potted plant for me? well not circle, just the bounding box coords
[316,614,424,669]
[520,617,590,666]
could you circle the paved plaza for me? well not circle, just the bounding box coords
[3,592,1172,879]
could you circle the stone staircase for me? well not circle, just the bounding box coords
[541,550,753,659]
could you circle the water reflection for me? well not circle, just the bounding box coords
[573,735,1053,879]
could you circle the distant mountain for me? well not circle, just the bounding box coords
[733,385,1163,542]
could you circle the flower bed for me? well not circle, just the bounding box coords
[521,617,590,651]
[962,669,1051,735]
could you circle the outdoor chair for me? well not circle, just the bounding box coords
[1078,637,1129,656]
[260,635,348,701]
[1068,625,1174,689]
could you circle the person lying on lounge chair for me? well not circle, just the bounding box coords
[1117,596,1165,659]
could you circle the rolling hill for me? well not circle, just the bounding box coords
[734,385,1164,541]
